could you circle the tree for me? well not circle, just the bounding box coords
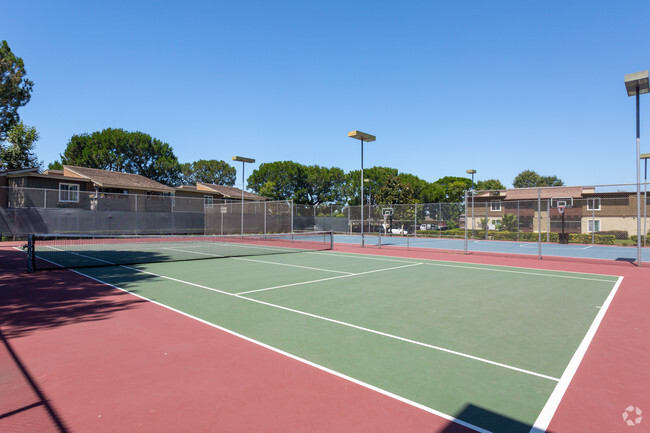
[475,179,505,191]
[248,161,345,205]
[374,174,417,205]
[181,159,236,186]
[539,175,564,187]
[513,170,564,188]
[248,161,305,201]
[344,166,398,205]
[0,121,41,170]
[499,214,518,231]
[55,128,182,185]
[0,41,34,140]
[303,165,345,205]
[431,176,472,202]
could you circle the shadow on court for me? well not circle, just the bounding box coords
[436,404,557,433]
[0,328,69,433]
[0,248,147,339]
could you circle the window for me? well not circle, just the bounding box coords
[163,192,175,207]
[490,200,501,212]
[204,195,214,208]
[59,183,79,202]
[588,220,601,233]
[587,198,601,211]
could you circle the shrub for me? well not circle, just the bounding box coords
[595,230,628,240]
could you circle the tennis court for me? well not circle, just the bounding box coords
[15,232,625,433]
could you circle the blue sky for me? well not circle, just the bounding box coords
[4,0,649,189]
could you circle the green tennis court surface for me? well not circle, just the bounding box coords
[73,250,619,433]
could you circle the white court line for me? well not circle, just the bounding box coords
[311,250,619,283]
[236,263,423,295]
[529,276,624,433]
[518,243,593,251]
[420,262,616,283]
[82,260,557,382]
[164,247,353,275]
[44,246,556,382]
[55,264,492,433]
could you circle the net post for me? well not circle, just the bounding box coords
[329,230,334,250]
[377,232,381,248]
[27,234,35,273]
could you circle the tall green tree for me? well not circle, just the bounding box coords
[0,41,34,140]
[431,176,473,202]
[248,161,345,205]
[475,179,505,191]
[54,128,182,186]
[0,121,41,170]
[303,165,345,205]
[513,170,564,188]
[247,161,305,201]
[344,166,399,205]
[181,159,236,186]
[374,174,417,205]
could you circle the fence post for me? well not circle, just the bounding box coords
[414,203,417,236]
[517,201,520,241]
[485,202,490,241]
[538,189,542,260]
[464,190,468,255]
[591,200,595,244]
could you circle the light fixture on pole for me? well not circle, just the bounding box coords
[232,156,255,235]
[625,70,648,265]
[466,169,476,235]
[642,153,650,247]
[348,130,376,247]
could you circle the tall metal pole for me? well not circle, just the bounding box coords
[636,89,642,264]
[348,131,375,245]
[643,158,648,247]
[360,138,365,247]
[241,161,245,235]
[232,156,255,235]
[466,169,476,237]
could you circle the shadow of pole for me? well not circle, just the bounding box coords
[0,328,70,433]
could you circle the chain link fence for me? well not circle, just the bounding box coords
[1,184,648,263]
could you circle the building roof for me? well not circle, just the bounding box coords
[475,186,586,201]
[63,166,174,192]
[0,167,40,177]
[196,182,265,201]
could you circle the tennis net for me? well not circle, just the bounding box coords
[26,231,334,272]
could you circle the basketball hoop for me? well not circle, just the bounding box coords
[557,205,565,215]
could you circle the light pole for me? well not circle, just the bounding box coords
[232,156,255,235]
[348,130,376,247]
[466,169,476,236]
[625,70,648,265]
[364,178,371,233]
[642,153,650,247]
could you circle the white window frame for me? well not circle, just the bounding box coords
[204,195,214,208]
[59,183,79,202]
[587,198,601,211]
[588,219,601,233]
[490,200,501,212]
